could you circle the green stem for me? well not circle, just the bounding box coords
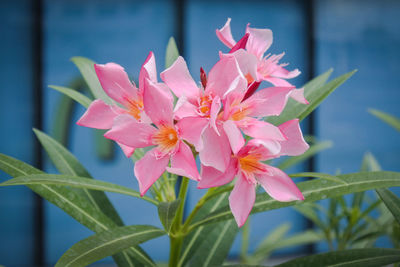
[169,177,190,267]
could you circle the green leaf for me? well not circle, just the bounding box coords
[268,69,357,126]
[49,85,92,108]
[278,140,333,170]
[0,174,158,205]
[361,152,381,172]
[293,204,327,232]
[180,191,238,267]
[55,225,165,267]
[33,129,125,221]
[158,200,181,232]
[70,56,112,104]
[368,108,400,132]
[190,171,400,228]
[289,172,347,184]
[376,188,400,225]
[273,229,321,250]
[275,248,400,267]
[165,37,179,68]
[0,154,154,266]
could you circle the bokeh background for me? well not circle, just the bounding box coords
[1,0,400,266]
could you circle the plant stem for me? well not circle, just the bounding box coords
[169,177,190,267]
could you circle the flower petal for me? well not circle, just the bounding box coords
[139,51,157,92]
[209,96,222,134]
[174,96,199,119]
[228,49,258,83]
[239,118,286,141]
[272,66,301,79]
[77,99,120,129]
[134,148,170,196]
[257,166,304,202]
[117,142,135,158]
[94,63,138,106]
[176,117,208,151]
[245,26,273,59]
[198,158,237,189]
[289,88,309,104]
[223,120,245,154]
[199,125,231,172]
[244,86,294,117]
[160,56,199,100]
[144,79,174,126]
[216,18,236,49]
[229,173,256,227]
[104,114,156,148]
[278,119,309,156]
[206,56,247,99]
[167,141,200,181]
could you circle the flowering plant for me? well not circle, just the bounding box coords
[1,19,400,267]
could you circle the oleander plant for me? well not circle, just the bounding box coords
[1,18,400,267]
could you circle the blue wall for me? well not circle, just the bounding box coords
[1,0,400,266]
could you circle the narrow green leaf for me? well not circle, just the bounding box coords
[165,37,179,68]
[273,230,322,250]
[49,85,92,108]
[33,129,125,222]
[0,174,158,205]
[278,140,333,170]
[293,204,327,232]
[70,56,112,104]
[289,172,347,184]
[0,154,154,266]
[191,171,400,228]
[158,200,181,232]
[376,188,400,225]
[180,191,238,267]
[368,108,400,132]
[56,225,165,267]
[275,248,400,267]
[268,69,357,126]
[361,152,382,172]
[267,69,333,126]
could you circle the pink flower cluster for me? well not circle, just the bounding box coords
[77,19,309,227]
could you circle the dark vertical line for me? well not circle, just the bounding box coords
[175,0,185,57]
[305,0,316,254]
[32,0,44,265]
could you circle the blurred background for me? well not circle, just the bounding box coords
[1,0,400,266]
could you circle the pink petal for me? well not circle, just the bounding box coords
[223,120,245,154]
[246,139,281,158]
[206,56,247,99]
[160,56,199,100]
[229,173,256,227]
[278,119,309,156]
[239,118,286,141]
[94,63,138,106]
[244,86,294,117]
[198,158,238,189]
[209,96,222,134]
[174,96,199,119]
[199,125,232,172]
[289,88,309,104]
[167,141,200,181]
[104,114,156,148]
[176,117,208,151]
[228,49,258,84]
[272,66,301,79]
[143,79,174,126]
[117,142,135,158]
[134,148,170,196]
[139,51,157,93]
[216,18,236,49]
[245,26,273,59]
[77,99,119,129]
[257,166,304,202]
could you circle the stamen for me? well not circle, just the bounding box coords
[153,125,179,154]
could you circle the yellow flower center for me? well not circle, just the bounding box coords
[152,125,179,153]
[238,153,266,175]
[198,95,213,117]
[126,98,144,120]
[245,73,255,85]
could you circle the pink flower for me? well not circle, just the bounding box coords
[216,18,308,104]
[198,119,308,227]
[104,78,200,196]
[76,52,157,157]
[160,55,247,172]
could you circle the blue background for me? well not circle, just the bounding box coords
[1,0,399,266]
